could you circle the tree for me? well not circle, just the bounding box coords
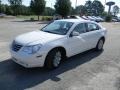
[4,4,13,15]
[106,1,115,15]
[85,0,104,16]
[20,5,31,15]
[54,0,72,18]
[85,0,93,15]
[30,0,46,20]
[75,5,87,16]
[92,0,104,16]
[113,5,119,16]
[8,0,22,15]
[101,11,108,17]
[0,0,1,13]
[70,7,76,15]
[43,7,55,16]
[0,4,7,13]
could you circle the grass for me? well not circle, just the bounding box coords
[16,15,38,20]
[16,15,53,21]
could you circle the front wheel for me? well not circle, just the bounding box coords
[96,39,104,51]
[44,49,62,69]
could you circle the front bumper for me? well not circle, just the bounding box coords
[10,50,46,68]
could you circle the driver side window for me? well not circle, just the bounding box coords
[73,23,86,34]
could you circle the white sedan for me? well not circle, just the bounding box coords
[10,19,107,69]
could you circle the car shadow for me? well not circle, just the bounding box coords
[0,49,103,89]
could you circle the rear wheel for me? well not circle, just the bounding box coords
[96,39,104,51]
[44,49,62,69]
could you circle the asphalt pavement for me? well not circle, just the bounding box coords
[0,19,120,90]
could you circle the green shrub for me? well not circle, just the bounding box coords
[105,15,112,22]
[30,17,34,21]
[0,16,4,18]
[46,17,52,21]
[42,16,53,21]
[42,17,45,21]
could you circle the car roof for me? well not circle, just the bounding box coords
[55,19,94,23]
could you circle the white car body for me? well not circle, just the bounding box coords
[10,19,107,68]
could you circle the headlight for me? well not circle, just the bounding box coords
[22,44,42,54]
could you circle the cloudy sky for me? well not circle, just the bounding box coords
[1,0,120,11]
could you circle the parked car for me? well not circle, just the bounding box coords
[0,13,6,17]
[10,19,107,69]
[53,14,62,20]
[96,16,104,22]
[68,15,83,19]
[118,17,120,22]
[112,18,118,22]
[82,16,104,22]
[112,17,120,22]
[81,16,90,20]
[87,16,96,22]
[91,16,103,22]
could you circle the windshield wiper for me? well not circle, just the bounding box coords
[43,31,54,34]
[43,30,63,35]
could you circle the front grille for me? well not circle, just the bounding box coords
[12,41,23,52]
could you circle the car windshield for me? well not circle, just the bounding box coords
[41,21,73,35]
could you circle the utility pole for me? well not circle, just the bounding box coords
[104,0,106,7]
[75,0,77,9]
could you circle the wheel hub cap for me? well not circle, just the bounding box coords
[98,40,103,50]
[53,51,61,67]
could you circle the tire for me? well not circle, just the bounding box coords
[96,39,104,51]
[44,49,62,69]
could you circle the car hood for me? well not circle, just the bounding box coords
[15,30,64,45]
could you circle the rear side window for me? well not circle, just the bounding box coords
[87,23,100,32]
[73,23,86,34]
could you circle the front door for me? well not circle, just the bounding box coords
[67,23,88,56]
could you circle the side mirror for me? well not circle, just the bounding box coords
[70,31,80,37]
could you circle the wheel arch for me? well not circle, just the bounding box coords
[44,46,67,66]
[100,36,105,43]
[48,46,67,57]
